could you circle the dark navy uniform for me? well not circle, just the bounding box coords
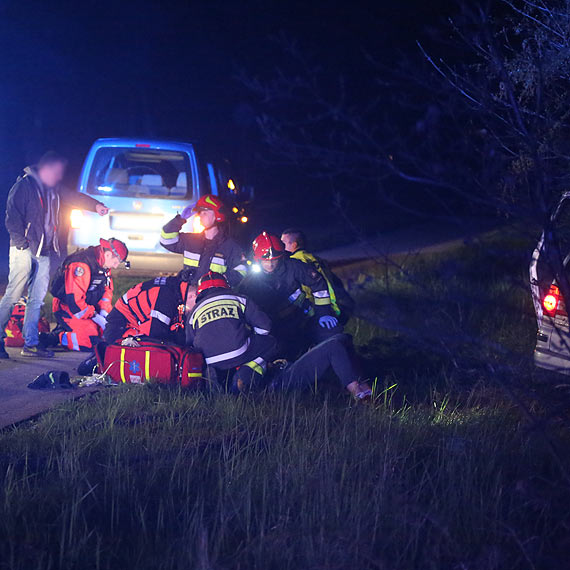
[187,287,276,385]
[238,256,342,356]
[160,215,247,286]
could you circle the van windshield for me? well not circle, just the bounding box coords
[86,147,193,199]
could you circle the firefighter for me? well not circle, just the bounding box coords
[238,232,342,358]
[51,238,128,351]
[159,194,247,286]
[281,228,355,323]
[104,270,194,346]
[268,334,373,400]
[186,271,277,393]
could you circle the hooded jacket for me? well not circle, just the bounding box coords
[5,166,104,257]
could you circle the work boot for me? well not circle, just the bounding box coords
[0,342,9,360]
[21,345,55,358]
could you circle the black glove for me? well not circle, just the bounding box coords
[16,241,29,251]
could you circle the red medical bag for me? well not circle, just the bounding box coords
[4,302,51,347]
[179,349,204,388]
[99,340,203,386]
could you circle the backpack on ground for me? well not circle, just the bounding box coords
[4,299,51,347]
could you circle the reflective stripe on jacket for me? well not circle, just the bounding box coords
[160,215,247,286]
[187,289,271,366]
[52,247,113,319]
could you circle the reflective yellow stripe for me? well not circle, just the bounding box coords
[244,361,264,375]
[183,258,200,267]
[292,250,341,315]
[145,350,150,380]
[192,298,245,325]
[188,372,202,378]
[120,348,126,383]
[314,297,331,306]
[210,262,226,273]
[161,230,179,239]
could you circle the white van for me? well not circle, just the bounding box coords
[68,138,250,273]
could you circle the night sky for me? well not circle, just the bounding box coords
[0,0,456,228]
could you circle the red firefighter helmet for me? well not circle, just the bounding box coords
[99,238,129,262]
[192,194,226,222]
[252,232,285,261]
[197,271,230,295]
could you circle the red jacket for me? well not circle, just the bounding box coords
[52,246,113,319]
[104,276,188,344]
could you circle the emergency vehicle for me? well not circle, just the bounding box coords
[68,138,251,272]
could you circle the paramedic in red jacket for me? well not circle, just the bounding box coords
[186,271,277,392]
[51,238,128,351]
[104,270,193,346]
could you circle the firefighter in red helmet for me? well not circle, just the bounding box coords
[238,232,341,358]
[160,194,247,286]
[187,271,277,392]
[50,238,128,351]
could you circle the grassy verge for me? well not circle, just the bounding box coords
[2,228,569,569]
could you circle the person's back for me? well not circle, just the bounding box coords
[187,271,276,391]
[105,274,189,345]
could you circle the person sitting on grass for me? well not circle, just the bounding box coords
[280,227,354,324]
[268,333,372,401]
[186,271,277,393]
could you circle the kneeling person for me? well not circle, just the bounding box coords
[51,238,128,351]
[104,270,192,346]
[187,271,276,392]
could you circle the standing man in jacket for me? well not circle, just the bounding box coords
[0,151,109,358]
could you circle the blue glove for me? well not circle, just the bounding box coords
[180,205,194,220]
[319,315,338,329]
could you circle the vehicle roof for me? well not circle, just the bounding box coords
[90,138,197,152]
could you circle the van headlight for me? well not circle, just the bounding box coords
[192,215,204,233]
[70,209,84,229]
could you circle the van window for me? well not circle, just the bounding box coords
[86,147,193,199]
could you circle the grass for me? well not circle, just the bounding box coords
[2,227,569,569]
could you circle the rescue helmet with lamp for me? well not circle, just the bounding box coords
[192,194,226,222]
[197,271,230,296]
[252,232,285,261]
[99,238,130,268]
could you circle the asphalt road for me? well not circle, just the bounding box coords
[317,217,497,264]
[0,347,101,429]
